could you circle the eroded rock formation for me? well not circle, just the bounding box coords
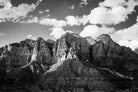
[0,33,138,92]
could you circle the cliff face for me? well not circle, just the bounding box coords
[53,33,90,61]
[0,33,138,92]
[135,48,138,54]
[0,37,54,72]
[39,33,138,92]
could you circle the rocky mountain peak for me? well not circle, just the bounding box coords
[53,32,90,64]
[0,33,138,92]
[60,32,81,39]
[96,34,112,45]
[135,48,138,54]
[85,36,96,46]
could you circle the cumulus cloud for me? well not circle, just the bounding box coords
[80,25,115,39]
[27,35,37,40]
[61,0,138,27]
[27,17,39,23]
[80,0,88,6]
[118,40,138,50]
[111,20,138,50]
[65,16,81,26]
[50,27,66,39]
[50,27,74,39]
[0,0,41,23]
[65,15,88,26]
[112,24,138,41]
[99,0,126,7]
[39,15,82,27]
[39,9,50,14]
[87,0,138,25]
[24,17,39,23]
[87,6,128,25]
[40,18,67,28]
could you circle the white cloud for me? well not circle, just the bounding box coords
[99,0,126,7]
[118,40,138,50]
[40,18,67,28]
[86,0,138,25]
[26,17,39,23]
[111,16,138,50]
[65,16,81,26]
[50,27,74,39]
[65,15,88,26]
[112,24,138,41]
[50,27,66,39]
[39,9,50,14]
[88,6,129,25]
[27,35,37,40]
[80,25,115,39]
[0,0,41,23]
[64,0,138,26]
[80,0,88,6]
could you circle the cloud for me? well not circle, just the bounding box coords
[27,35,37,40]
[80,25,115,39]
[118,40,138,50]
[50,27,74,39]
[112,24,138,41]
[99,0,126,7]
[87,6,127,25]
[0,0,41,23]
[65,16,81,26]
[40,18,67,28]
[39,9,50,14]
[86,0,138,25]
[65,15,88,26]
[21,17,39,23]
[80,0,88,6]
[111,16,138,50]
[50,27,66,39]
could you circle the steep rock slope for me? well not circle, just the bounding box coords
[0,38,54,72]
[91,34,138,78]
[53,32,91,67]
[135,48,138,54]
[0,33,138,92]
[39,33,138,92]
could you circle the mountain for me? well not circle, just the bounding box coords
[135,48,138,54]
[0,32,138,92]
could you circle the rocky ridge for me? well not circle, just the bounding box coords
[0,32,138,92]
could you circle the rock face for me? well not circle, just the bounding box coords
[38,33,138,92]
[85,36,96,46]
[0,33,138,92]
[0,38,54,71]
[53,32,91,66]
[91,34,138,75]
[135,48,138,54]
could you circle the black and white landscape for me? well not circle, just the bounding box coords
[0,0,138,92]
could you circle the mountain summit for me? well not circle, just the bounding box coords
[0,32,138,92]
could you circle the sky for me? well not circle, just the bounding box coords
[0,0,138,50]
